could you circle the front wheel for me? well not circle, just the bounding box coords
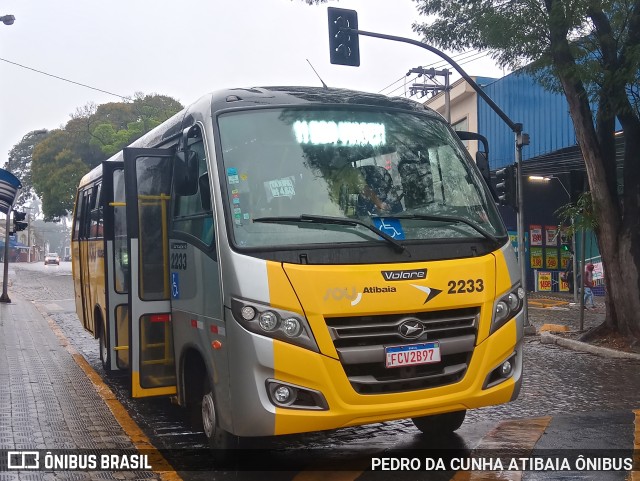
[194,379,239,449]
[412,410,466,434]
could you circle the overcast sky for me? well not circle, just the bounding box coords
[0,0,507,168]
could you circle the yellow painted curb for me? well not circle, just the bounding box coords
[539,323,570,332]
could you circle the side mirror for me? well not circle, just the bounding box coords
[174,150,199,196]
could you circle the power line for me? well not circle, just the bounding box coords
[0,57,131,100]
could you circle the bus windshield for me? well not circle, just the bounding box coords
[218,107,506,249]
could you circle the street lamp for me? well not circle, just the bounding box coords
[528,175,578,302]
[0,15,15,25]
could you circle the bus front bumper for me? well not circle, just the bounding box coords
[231,316,522,437]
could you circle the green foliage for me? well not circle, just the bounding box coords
[31,131,88,221]
[26,93,183,218]
[5,129,50,207]
[554,192,597,236]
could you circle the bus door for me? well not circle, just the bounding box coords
[102,162,130,372]
[123,148,177,398]
[77,187,94,332]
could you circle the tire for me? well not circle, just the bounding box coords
[193,377,239,449]
[412,410,466,434]
[98,321,110,371]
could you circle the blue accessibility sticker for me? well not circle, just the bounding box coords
[171,272,180,299]
[372,217,405,240]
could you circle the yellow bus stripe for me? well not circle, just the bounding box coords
[37,303,182,481]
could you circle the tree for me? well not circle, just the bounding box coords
[412,1,640,340]
[31,130,88,221]
[28,93,183,219]
[5,129,50,207]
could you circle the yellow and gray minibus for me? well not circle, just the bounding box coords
[72,86,524,448]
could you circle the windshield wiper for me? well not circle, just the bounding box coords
[252,214,406,253]
[377,213,500,244]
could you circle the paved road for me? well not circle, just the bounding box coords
[4,262,640,480]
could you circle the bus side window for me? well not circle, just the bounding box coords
[172,129,214,246]
[89,182,104,238]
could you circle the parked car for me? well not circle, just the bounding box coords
[44,253,60,265]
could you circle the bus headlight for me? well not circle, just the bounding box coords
[282,317,303,337]
[230,298,319,352]
[491,285,524,333]
[258,311,279,331]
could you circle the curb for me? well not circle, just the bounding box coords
[540,331,640,360]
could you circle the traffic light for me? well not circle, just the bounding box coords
[12,210,27,232]
[495,164,517,210]
[328,7,360,66]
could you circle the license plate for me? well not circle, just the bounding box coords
[385,342,441,368]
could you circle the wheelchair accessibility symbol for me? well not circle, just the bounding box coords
[171,272,180,299]
[372,218,405,240]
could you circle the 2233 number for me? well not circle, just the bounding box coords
[171,252,187,270]
[447,279,484,294]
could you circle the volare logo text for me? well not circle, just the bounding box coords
[381,269,427,281]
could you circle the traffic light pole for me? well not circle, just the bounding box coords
[515,140,529,329]
[335,24,532,331]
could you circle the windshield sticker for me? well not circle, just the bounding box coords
[228,174,240,184]
[265,176,296,200]
[227,168,237,176]
[240,173,248,181]
[373,218,405,240]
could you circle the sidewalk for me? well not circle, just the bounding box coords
[0,275,162,479]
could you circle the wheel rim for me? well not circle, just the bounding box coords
[201,392,216,439]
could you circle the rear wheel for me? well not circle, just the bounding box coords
[411,410,466,434]
[98,321,110,371]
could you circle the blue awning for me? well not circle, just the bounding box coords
[0,238,28,248]
[0,169,21,214]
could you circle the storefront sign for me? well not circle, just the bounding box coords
[530,225,543,246]
[530,247,543,269]
[545,225,558,246]
[537,271,552,291]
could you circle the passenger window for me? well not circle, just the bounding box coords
[172,127,214,245]
[89,183,104,238]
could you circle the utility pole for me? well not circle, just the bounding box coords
[406,67,451,122]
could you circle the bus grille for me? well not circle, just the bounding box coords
[325,307,479,394]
